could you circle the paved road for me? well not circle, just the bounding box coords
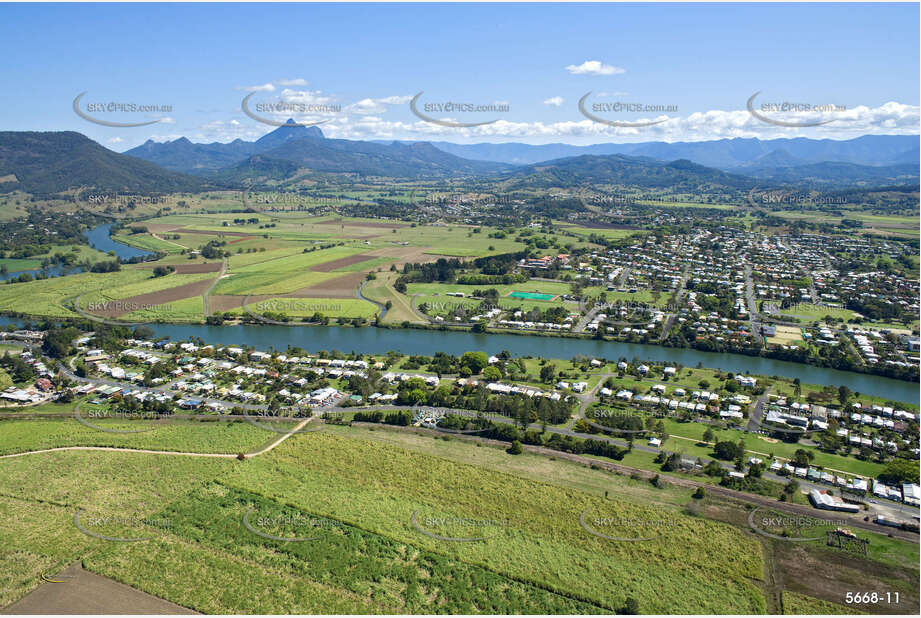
[746,392,771,432]
[658,264,690,343]
[744,263,761,337]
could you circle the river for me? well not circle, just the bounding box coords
[84,223,155,261]
[3,227,917,404]
[138,323,919,403]
[1,223,152,282]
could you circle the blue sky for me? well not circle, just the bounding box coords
[1,2,918,149]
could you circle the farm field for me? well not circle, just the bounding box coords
[2,420,915,614]
[45,214,545,324]
[0,270,152,318]
[227,297,378,319]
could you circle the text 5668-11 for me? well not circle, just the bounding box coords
[845,592,899,604]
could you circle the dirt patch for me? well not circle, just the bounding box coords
[143,223,183,234]
[88,279,214,317]
[771,541,918,614]
[291,272,366,297]
[366,246,440,266]
[2,563,197,614]
[169,263,223,274]
[316,218,408,229]
[209,272,367,311]
[310,254,376,272]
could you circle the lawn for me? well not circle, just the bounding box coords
[780,304,859,323]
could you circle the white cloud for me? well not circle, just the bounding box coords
[279,88,336,105]
[277,78,308,87]
[108,137,123,144]
[565,60,625,76]
[158,117,176,124]
[543,96,564,107]
[163,98,920,145]
[237,83,276,92]
[346,95,411,115]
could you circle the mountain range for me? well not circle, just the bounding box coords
[0,126,917,196]
[410,135,919,169]
[0,131,216,195]
[126,121,510,178]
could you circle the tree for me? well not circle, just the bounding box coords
[507,440,523,455]
[713,440,743,461]
[460,351,489,374]
[482,365,502,382]
[539,363,557,384]
[692,487,706,499]
[792,449,813,467]
[879,459,920,485]
[702,427,715,444]
[837,385,851,406]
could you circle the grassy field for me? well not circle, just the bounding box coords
[227,297,378,319]
[1,416,917,614]
[0,417,281,456]
[361,272,424,325]
[0,244,110,272]
[123,295,205,322]
[0,424,766,614]
[779,304,859,323]
[0,270,149,317]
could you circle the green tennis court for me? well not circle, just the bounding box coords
[507,291,558,301]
